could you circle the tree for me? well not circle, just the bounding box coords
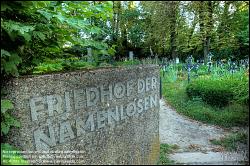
[167,1,179,59]
[1,1,115,77]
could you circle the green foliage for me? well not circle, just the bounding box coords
[161,65,178,83]
[1,1,249,76]
[32,57,164,74]
[186,74,249,107]
[186,79,234,107]
[231,75,249,105]
[32,63,64,74]
[1,1,115,77]
[115,59,141,66]
[1,100,13,114]
[1,49,22,76]
[157,144,178,165]
[1,143,29,165]
[210,131,248,151]
[1,20,35,42]
[1,99,20,136]
[196,65,209,76]
[162,76,249,128]
[32,58,96,74]
[140,1,249,60]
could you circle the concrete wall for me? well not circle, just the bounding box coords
[5,65,160,165]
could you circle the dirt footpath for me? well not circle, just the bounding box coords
[159,99,248,165]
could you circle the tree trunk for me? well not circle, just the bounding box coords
[198,1,209,64]
[116,1,121,38]
[204,38,209,63]
[203,1,213,63]
[218,1,230,41]
[112,1,116,40]
[206,1,213,61]
[187,14,197,52]
[168,1,178,60]
[112,1,121,59]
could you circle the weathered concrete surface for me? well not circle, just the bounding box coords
[159,100,227,151]
[4,65,160,165]
[169,152,247,165]
[159,99,248,165]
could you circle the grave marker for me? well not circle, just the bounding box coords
[129,51,134,60]
[87,47,93,62]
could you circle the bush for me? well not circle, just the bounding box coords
[32,58,97,74]
[163,78,249,127]
[232,76,249,105]
[115,59,141,66]
[186,77,248,107]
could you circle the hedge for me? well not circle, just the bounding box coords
[186,77,248,107]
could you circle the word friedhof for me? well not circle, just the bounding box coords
[30,76,159,150]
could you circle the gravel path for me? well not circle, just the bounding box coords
[159,99,248,165]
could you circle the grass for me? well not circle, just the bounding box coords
[210,132,248,151]
[157,144,179,165]
[162,75,249,128]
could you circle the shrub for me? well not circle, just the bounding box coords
[115,59,141,66]
[1,99,20,136]
[1,99,28,165]
[32,58,97,74]
[163,78,249,127]
[186,77,247,107]
[232,76,249,105]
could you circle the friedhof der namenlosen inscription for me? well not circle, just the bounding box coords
[5,65,160,165]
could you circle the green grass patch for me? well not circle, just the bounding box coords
[157,144,179,165]
[162,76,249,128]
[210,132,248,151]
